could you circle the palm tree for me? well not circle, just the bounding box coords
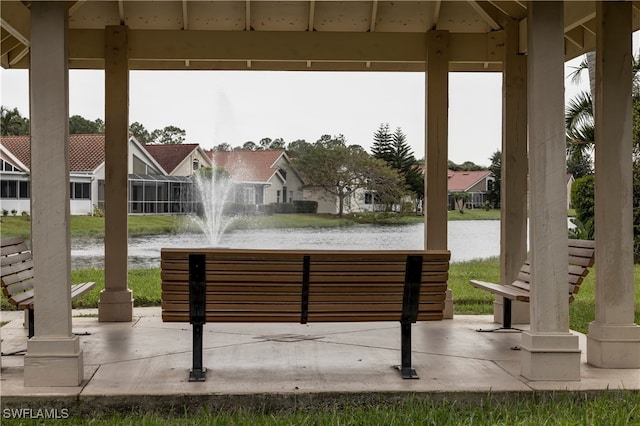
[566,52,640,258]
[452,191,471,214]
[566,52,640,153]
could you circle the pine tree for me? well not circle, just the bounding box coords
[390,127,423,200]
[371,123,393,162]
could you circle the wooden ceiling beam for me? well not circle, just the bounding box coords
[67,29,504,65]
[0,0,30,46]
[369,0,378,32]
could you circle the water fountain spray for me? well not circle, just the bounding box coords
[191,166,235,246]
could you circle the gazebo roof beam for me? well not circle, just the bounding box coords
[467,1,507,30]
[309,0,315,31]
[0,0,30,46]
[246,0,251,31]
[369,0,378,32]
[67,29,504,65]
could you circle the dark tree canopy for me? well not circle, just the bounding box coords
[371,123,393,163]
[0,106,29,136]
[151,125,186,144]
[372,124,423,203]
[487,150,501,208]
[293,135,405,217]
[69,115,104,134]
[129,121,152,143]
[448,160,486,171]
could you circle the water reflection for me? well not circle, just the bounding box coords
[72,221,501,269]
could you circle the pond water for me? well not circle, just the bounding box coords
[71,220,502,269]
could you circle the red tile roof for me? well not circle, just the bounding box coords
[1,134,105,172]
[208,150,285,183]
[447,169,492,192]
[142,143,200,174]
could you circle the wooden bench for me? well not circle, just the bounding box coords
[161,248,451,381]
[1,236,96,338]
[469,239,595,331]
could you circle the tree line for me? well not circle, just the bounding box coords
[1,105,502,217]
[0,107,188,145]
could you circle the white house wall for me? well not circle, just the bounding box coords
[171,149,212,176]
[261,156,305,205]
[129,138,165,175]
[303,188,338,214]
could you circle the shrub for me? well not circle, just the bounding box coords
[268,203,297,214]
[570,175,595,226]
[293,200,318,214]
[92,205,104,217]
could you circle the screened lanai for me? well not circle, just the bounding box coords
[1,0,638,387]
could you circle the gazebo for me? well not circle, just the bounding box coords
[1,0,638,387]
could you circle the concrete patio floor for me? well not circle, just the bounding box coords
[1,308,638,413]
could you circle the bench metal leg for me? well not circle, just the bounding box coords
[397,322,419,379]
[189,322,206,382]
[28,308,34,338]
[477,298,522,333]
[188,253,207,382]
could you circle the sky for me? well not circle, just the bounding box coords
[0,56,592,167]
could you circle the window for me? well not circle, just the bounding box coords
[243,186,255,204]
[193,159,200,171]
[19,181,29,199]
[276,190,281,203]
[0,181,17,198]
[364,191,380,205]
[70,182,91,200]
[1,159,19,172]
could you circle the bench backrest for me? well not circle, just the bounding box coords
[1,236,35,308]
[510,239,595,299]
[161,248,450,323]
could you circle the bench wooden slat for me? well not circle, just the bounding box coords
[2,253,33,277]
[161,311,446,323]
[1,251,31,267]
[162,291,447,304]
[161,248,450,324]
[9,289,35,308]
[1,237,97,336]
[469,280,531,301]
[2,277,35,296]
[0,241,29,256]
[469,239,595,310]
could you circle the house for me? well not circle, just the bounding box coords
[1,134,107,215]
[447,169,494,210]
[143,143,212,176]
[305,186,386,215]
[567,173,575,210]
[0,135,197,215]
[207,150,304,207]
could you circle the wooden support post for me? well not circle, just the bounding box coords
[587,0,640,368]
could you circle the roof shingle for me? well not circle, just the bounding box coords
[208,150,285,183]
[1,134,105,172]
[142,143,200,174]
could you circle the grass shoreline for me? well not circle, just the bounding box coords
[0,211,501,239]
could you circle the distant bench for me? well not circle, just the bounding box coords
[1,236,96,338]
[469,239,595,331]
[161,248,451,381]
